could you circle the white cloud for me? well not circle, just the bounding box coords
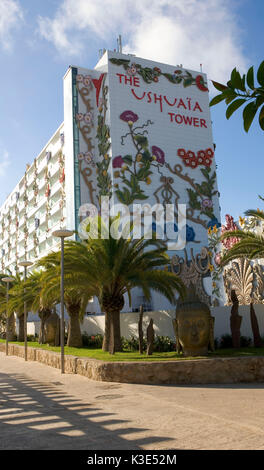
[0,150,10,177]
[0,0,23,51]
[38,0,249,84]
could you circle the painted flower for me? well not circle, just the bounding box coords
[127,65,137,76]
[183,157,191,167]
[197,150,206,159]
[76,74,84,83]
[113,155,124,168]
[205,148,214,158]
[146,177,152,185]
[83,75,92,87]
[177,148,186,158]
[202,198,213,208]
[120,110,139,123]
[239,216,245,227]
[207,218,221,229]
[151,146,165,165]
[189,157,198,169]
[213,224,219,234]
[186,225,195,242]
[77,152,85,161]
[209,263,214,272]
[154,67,161,73]
[84,152,94,164]
[153,76,159,82]
[186,150,195,159]
[84,112,93,124]
[75,113,84,122]
[203,157,212,167]
[214,253,221,266]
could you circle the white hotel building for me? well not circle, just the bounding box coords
[0,49,222,314]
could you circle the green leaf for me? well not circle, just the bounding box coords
[122,155,133,165]
[257,61,264,87]
[183,78,194,88]
[259,104,264,131]
[230,68,245,91]
[163,73,176,83]
[226,98,247,119]
[132,193,149,200]
[224,91,239,105]
[134,135,148,147]
[130,174,140,192]
[109,58,130,66]
[246,66,255,90]
[209,93,227,106]
[243,101,258,132]
[211,81,228,92]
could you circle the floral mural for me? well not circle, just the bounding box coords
[109,58,208,91]
[114,109,165,205]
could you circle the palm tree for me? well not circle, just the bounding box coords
[220,209,264,266]
[59,217,185,354]
[0,273,19,341]
[37,254,91,348]
[23,270,54,344]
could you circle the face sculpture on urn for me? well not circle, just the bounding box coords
[174,284,214,356]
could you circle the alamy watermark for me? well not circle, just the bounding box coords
[78,197,186,251]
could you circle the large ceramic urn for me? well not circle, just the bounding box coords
[173,285,215,357]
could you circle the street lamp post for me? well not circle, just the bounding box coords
[18,261,33,361]
[52,229,74,374]
[2,277,15,356]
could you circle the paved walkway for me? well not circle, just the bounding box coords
[0,351,264,450]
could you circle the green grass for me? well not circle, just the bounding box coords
[1,339,264,362]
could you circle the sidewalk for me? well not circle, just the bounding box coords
[0,351,264,450]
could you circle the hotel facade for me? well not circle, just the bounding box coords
[0,50,222,313]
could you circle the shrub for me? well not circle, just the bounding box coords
[154,335,176,352]
[218,334,233,349]
[240,336,252,347]
[217,334,252,349]
[121,336,145,351]
[82,333,103,348]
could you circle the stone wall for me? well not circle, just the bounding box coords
[1,342,264,385]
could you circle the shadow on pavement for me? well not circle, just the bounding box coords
[0,372,173,450]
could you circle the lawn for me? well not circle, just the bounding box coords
[1,339,264,362]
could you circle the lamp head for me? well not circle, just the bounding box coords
[52,229,74,238]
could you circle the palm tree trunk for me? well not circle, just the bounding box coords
[250,303,263,347]
[109,311,122,354]
[66,303,82,348]
[39,309,51,344]
[8,313,16,341]
[17,314,24,342]
[102,311,111,352]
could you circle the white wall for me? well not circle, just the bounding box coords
[26,304,264,342]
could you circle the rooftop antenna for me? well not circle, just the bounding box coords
[117,34,122,53]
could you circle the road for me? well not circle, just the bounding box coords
[0,351,264,450]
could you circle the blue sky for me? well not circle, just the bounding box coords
[0,0,263,223]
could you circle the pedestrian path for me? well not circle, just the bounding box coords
[0,352,264,450]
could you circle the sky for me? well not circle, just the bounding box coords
[0,0,263,222]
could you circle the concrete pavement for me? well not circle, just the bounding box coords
[0,351,264,450]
